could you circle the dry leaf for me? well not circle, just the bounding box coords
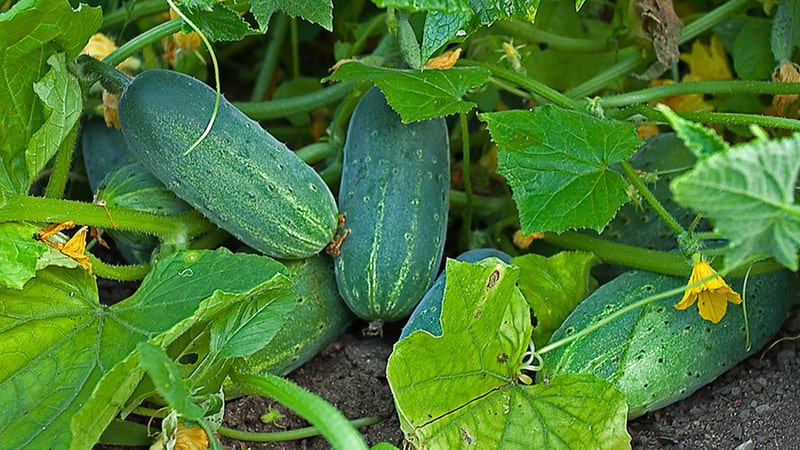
[632,0,684,80]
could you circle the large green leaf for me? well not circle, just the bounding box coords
[387,258,629,448]
[0,248,289,449]
[0,0,101,192]
[326,62,490,121]
[513,251,597,349]
[0,222,47,289]
[671,134,800,271]
[481,105,642,234]
[250,0,333,31]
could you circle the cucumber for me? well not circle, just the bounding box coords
[80,116,138,192]
[334,87,450,326]
[95,163,193,263]
[538,269,797,418]
[117,69,338,259]
[228,254,355,395]
[400,248,511,339]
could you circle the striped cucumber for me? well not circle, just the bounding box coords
[335,87,450,326]
[117,69,338,259]
[539,269,797,418]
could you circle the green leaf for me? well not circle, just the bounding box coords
[417,0,540,60]
[183,1,254,41]
[387,259,629,448]
[0,0,101,192]
[27,53,83,181]
[733,21,774,80]
[671,134,800,270]
[0,248,288,448]
[250,0,333,32]
[656,104,728,158]
[513,251,598,349]
[209,288,296,358]
[138,342,206,420]
[326,62,491,121]
[0,222,46,289]
[481,105,642,234]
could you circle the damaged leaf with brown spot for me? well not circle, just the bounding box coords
[631,0,683,80]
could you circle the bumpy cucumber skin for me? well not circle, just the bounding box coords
[96,163,192,263]
[400,248,512,339]
[118,70,338,259]
[237,254,355,378]
[539,269,797,418]
[335,87,450,323]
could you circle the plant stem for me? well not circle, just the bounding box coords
[217,416,384,442]
[458,60,584,110]
[497,21,614,53]
[44,123,79,199]
[615,104,800,130]
[234,82,353,120]
[290,17,300,79]
[101,0,168,31]
[229,372,370,450]
[295,142,339,165]
[619,161,685,236]
[459,112,474,246]
[449,190,516,219]
[89,254,151,281]
[568,0,751,98]
[599,81,800,108]
[250,13,288,102]
[0,191,215,243]
[104,19,183,68]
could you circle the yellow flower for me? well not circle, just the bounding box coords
[150,424,209,450]
[674,258,742,324]
[80,33,140,71]
[424,48,462,70]
[679,34,732,82]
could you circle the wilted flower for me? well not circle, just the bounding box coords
[674,257,742,324]
[679,34,732,82]
[150,424,210,450]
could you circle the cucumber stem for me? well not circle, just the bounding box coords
[250,13,289,102]
[43,123,79,199]
[599,81,800,109]
[77,55,132,93]
[459,111,474,247]
[235,82,354,121]
[88,254,151,281]
[103,18,183,69]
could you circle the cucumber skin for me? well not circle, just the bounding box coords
[235,254,355,378]
[400,248,512,339]
[118,70,338,259]
[335,87,450,323]
[539,269,797,418]
[81,116,138,193]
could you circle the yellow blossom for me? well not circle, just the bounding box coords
[674,258,742,324]
[513,230,545,249]
[679,34,732,82]
[80,33,140,71]
[150,424,209,450]
[424,48,462,70]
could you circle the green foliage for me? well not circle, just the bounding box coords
[656,104,728,158]
[671,133,800,270]
[733,21,774,80]
[387,259,630,449]
[327,62,490,121]
[481,105,642,234]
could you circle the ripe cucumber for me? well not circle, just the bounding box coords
[400,248,511,339]
[117,69,338,259]
[335,87,450,326]
[234,254,355,379]
[95,163,193,263]
[538,269,797,418]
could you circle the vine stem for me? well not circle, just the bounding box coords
[600,81,800,108]
[44,122,79,199]
[217,416,384,442]
[89,254,151,281]
[234,82,353,120]
[568,0,751,99]
[103,19,183,68]
[459,111,474,246]
[611,104,800,130]
[250,13,289,102]
[619,160,685,236]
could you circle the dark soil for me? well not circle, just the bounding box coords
[217,305,800,450]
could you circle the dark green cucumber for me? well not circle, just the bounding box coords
[335,87,450,325]
[230,254,354,390]
[538,269,797,418]
[80,116,138,192]
[95,163,193,263]
[118,69,338,259]
[400,248,511,339]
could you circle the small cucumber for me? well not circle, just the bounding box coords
[400,248,512,339]
[233,254,355,381]
[539,269,797,418]
[335,87,450,325]
[117,69,338,259]
[80,116,138,192]
[95,163,193,263]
